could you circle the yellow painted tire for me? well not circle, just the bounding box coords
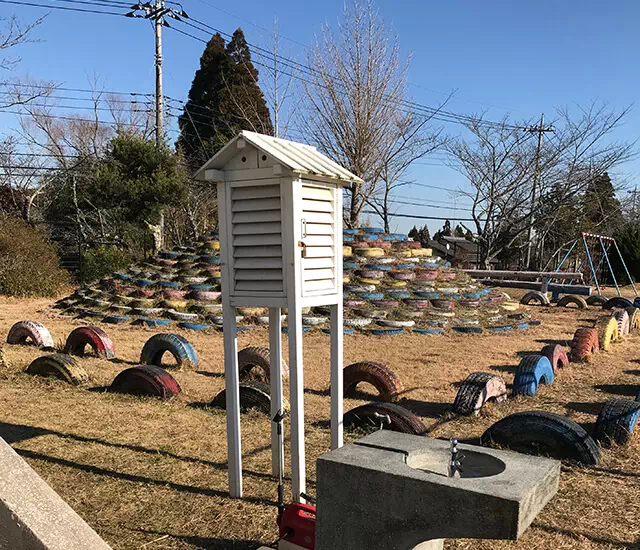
[204,241,220,251]
[410,248,431,257]
[343,276,351,283]
[162,299,188,310]
[396,250,412,258]
[626,307,639,331]
[387,281,408,288]
[595,316,619,350]
[343,246,352,256]
[237,307,268,316]
[501,301,520,312]
[360,278,381,285]
[354,247,384,257]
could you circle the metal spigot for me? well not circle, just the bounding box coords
[373,412,391,431]
[448,438,464,478]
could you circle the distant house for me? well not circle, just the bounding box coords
[428,236,495,268]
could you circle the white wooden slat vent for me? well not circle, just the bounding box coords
[230,184,284,293]
[301,183,336,294]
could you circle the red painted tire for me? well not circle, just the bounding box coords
[7,321,54,349]
[540,344,569,374]
[163,289,188,299]
[343,361,403,402]
[188,290,221,302]
[344,402,426,435]
[110,365,181,400]
[63,326,115,359]
[569,327,599,363]
[402,298,431,309]
[133,288,155,298]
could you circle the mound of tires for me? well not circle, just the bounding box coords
[480,410,600,466]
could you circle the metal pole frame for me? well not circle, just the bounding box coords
[554,239,578,272]
[582,234,601,296]
[599,236,620,296]
[613,239,638,297]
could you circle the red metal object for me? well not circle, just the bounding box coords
[277,503,316,550]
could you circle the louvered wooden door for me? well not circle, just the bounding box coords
[300,181,338,296]
[229,179,285,296]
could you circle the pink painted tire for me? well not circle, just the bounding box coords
[403,298,431,309]
[351,241,370,248]
[345,300,366,308]
[370,300,400,309]
[163,289,188,299]
[540,344,569,374]
[356,270,384,280]
[7,321,54,349]
[110,365,181,400]
[430,299,455,311]
[415,270,439,281]
[439,271,457,281]
[407,241,422,248]
[63,326,115,359]
[189,290,221,302]
[133,288,156,298]
[390,271,416,281]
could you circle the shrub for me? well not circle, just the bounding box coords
[0,216,69,297]
[80,245,132,283]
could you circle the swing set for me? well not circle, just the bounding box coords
[554,232,638,298]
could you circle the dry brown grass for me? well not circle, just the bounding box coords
[0,294,638,549]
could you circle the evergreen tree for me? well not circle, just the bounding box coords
[408,225,419,241]
[177,29,273,171]
[454,224,465,238]
[581,172,622,237]
[433,220,452,240]
[418,225,431,246]
[464,228,474,241]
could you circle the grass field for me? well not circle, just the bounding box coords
[0,294,638,550]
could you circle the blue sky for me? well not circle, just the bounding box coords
[2,0,639,234]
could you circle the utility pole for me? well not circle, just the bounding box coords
[126,2,188,146]
[628,186,638,220]
[525,113,554,269]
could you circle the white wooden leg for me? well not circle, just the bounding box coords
[330,303,344,450]
[269,307,284,477]
[288,306,306,502]
[222,300,242,498]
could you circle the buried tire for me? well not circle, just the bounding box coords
[625,307,640,331]
[26,353,89,386]
[540,344,569,374]
[452,372,507,416]
[238,346,289,382]
[586,295,607,307]
[520,291,550,306]
[140,333,198,369]
[556,295,588,309]
[343,361,402,402]
[594,316,619,350]
[7,320,54,349]
[110,365,181,400]
[570,328,599,362]
[344,402,426,435]
[63,326,115,359]
[480,410,600,466]
[512,355,554,397]
[612,309,630,337]
[603,297,633,310]
[210,382,284,415]
[594,398,640,447]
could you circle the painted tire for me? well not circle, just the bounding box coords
[238,346,289,382]
[211,382,282,415]
[413,328,445,335]
[363,264,391,272]
[586,295,607,307]
[430,299,455,310]
[356,269,384,279]
[26,353,88,386]
[344,318,372,328]
[595,316,619,350]
[414,271,438,281]
[371,328,403,336]
[452,372,507,416]
[512,355,554,396]
[376,319,415,328]
[487,325,512,333]
[168,310,200,322]
[178,322,211,331]
[357,292,385,300]
[570,327,599,362]
[625,306,640,331]
[343,361,403,402]
[557,295,588,309]
[480,411,600,465]
[603,297,633,310]
[110,365,181,400]
[452,326,483,334]
[302,316,328,326]
[594,398,640,447]
[140,333,198,369]
[63,326,115,359]
[612,309,630,336]
[370,300,400,309]
[133,318,172,327]
[414,291,440,299]
[403,299,431,310]
[540,344,569,374]
[163,289,188,300]
[389,271,416,281]
[103,315,130,324]
[354,248,384,257]
[344,402,426,435]
[520,291,550,306]
[7,321,54,349]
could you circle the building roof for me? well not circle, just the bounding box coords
[194,130,364,184]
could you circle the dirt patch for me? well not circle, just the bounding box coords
[0,295,638,549]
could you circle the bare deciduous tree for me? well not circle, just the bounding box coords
[301,0,445,228]
[449,102,636,268]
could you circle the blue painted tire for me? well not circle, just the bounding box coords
[364,264,391,271]
[157,281,180,288]
[487,325,512,333]
[159,251,179,259]
[512,355,554,396]
[135,279,154,288]
[187,284,214,291]
[103,315,130,324]
[396,263,415,269]
[343,228,359,235]
[414,291,440,300]
[281,326,312,334]
[113,273,131,281]
[343,262,359,270]
[361,227,384,233]
[140,333,198,369]
[199,256,221,265]
[343,235,355,242]
[516,322,530,330]
[357,292,385,300]
[452,326,483,334]
[594,398,640,446]
[462,292,482,300]
[321,328,355,335]
[388,291,411,299]
[371,328,403,336]
[413,328,445,335]
[361,234,379,241]
[178,322,211,331]
[133,318,172,327]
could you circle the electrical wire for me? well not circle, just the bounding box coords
[0,0,125,16]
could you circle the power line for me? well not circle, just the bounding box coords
[363,209,478,223]
[0,0,125,16]
[0,82,154,98]
[0,109,149,128]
